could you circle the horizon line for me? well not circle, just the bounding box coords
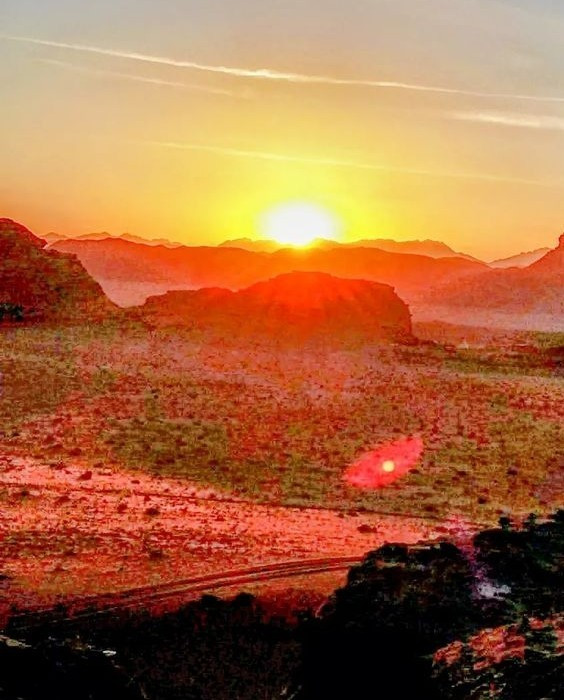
[34,228,559,263]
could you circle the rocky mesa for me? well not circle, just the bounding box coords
[141,271,413,344]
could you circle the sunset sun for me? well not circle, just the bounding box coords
[261,202,340,247]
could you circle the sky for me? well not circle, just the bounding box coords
[1,0,563,259]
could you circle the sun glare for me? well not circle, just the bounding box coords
[261,202,340,247]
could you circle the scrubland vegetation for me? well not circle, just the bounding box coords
[1,323,561,523]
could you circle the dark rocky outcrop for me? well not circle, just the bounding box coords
[0,219,114,322]
[2,513,561,700]
[292,511,563,699]
[0,635,142,700]
[141,271,413,344]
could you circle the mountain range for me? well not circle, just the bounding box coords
[211,236,479,260]
[49,233,475,259]
[44,231,183,248]
[415,234,563,330]
[2,218,561,331]
[50,237,487,307]
[489,248,552,269]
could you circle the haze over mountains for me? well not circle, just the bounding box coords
[44,230,555,270]
[2,217,562,331]
[219,237,478,260]
[415,235,564,331]
[44,231,183,248]
[48,230,564,331]
[489,248,552,269]
[50,231,477,261]
[51,237,487,308]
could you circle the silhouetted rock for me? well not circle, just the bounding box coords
[291,512,564,699]
[141,271,414,344]
[0,635,142,700]
[0,219,114,322]
[473,510,564,617]
[293,541,477,699]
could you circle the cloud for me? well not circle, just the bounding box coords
[148,140,560,187]
[4,33,564,103]
[452,111,564,131]
[39,58,250,98]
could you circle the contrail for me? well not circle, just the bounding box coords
[452,110,564,131]
[39,58,250,98]
[4,34,564,103]
[149,140,561,187]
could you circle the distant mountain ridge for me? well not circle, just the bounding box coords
[490,248,551,268]
[44,231,183,248]
[220,236,480,261]
[46,233,478,260]
[44,231,548,269]
[51,237,487,307]
[141,271,413,344]
[0,218,114,322]
[414,233,564,331]
[8,216,560,330]
[219,237,282,253]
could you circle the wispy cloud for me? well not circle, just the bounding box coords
[452,111,564,131]
[4,34,564,104]
[39,58,250,98]
[148,140,560,187]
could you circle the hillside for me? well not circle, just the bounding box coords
[51,238,487,307]
[141,271,413,343]
[0,219,114,322]
[490,248,551,269]
[414,234,564,330]
[529,233,564,275]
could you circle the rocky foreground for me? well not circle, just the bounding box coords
[1,511,561,700]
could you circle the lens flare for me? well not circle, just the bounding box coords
[344,436,423,489]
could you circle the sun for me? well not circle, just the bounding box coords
[261,202,340,247]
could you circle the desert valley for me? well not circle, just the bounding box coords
[2,1,564,695]
[0,215,562,698]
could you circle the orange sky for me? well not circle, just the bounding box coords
[1,0,563,259]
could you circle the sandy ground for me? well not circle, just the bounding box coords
[0,450,460,619]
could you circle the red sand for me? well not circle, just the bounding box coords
[0,450,447,617]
